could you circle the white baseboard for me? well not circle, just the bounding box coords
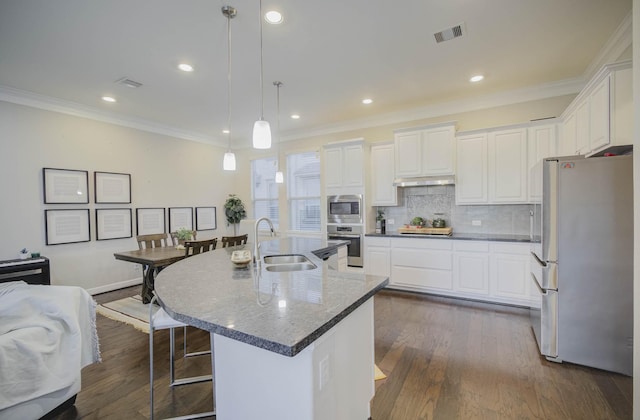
[87,278,141,296]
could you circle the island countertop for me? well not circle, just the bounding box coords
[154,236,389,357]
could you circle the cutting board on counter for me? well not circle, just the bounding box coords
[398,226,453,236]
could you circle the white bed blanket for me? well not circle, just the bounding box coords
[0,281,101,412]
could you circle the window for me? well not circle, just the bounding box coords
[287,151,321,232]
[251,157,279,229]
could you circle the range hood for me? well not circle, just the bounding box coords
[393,175,455,187]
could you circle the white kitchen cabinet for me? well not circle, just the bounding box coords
[364,236,391,277]
[370,142,398,206]
[455,132,488,204]
[394,123,455,178]
[490,242,534,307]
[559,60,632,157]
[488,127,528,203]
[453,241,489,296]
[323,139,364,194]
[528,122,558,202]
[390,238,453,291]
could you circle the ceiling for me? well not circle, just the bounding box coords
[0,0,632,149]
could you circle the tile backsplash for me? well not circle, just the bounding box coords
[379,185,532,235]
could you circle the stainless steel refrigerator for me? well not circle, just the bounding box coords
[530,154,633,376]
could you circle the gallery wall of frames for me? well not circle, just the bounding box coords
[42,167,216,245]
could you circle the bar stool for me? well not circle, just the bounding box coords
[149,296,215,419]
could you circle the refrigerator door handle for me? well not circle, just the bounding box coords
[531,273,546,295]
[531,251,547,267]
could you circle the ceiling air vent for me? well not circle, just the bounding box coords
[434,23,465,43]
[115,77,143,88]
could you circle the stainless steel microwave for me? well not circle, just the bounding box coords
[327,195,362,224]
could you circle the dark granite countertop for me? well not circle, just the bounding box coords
[366,231,531,243]
[154,237,388,357]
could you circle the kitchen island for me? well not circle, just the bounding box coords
[154,236,389,420]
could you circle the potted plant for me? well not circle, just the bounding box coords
[224,194,247,235]
[174,228,193,245]
[18,248,29,260]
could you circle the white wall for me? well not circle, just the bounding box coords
[0,101,242,293]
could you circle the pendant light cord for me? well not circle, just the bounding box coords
[274,81,282,169]
[259,0,265,119]
[226,9,232,151]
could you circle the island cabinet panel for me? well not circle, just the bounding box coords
[390,238,453,291]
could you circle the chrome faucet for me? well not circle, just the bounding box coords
[254,217,275,264]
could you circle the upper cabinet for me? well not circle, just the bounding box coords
[528,122,558,202]
[394,123,456,178]
[456,125,529,205]
[370,142,398,206]
[324,139,365,195]
[559,60,632,157]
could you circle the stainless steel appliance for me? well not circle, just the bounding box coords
[327,224,363,267]
[327,195,362,224]
[530,154,633,376]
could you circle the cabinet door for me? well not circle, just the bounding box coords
[589,76,610,151]
[488,128,528,203]
[342,144,364,187]
[528,124,557,202]
[560,112,577,156]
[423,126,455,175]
[455,133,488,204]
[454,252,489,295]
[365,246,391,277]
[394,131,422,177]
[324,147,343,189]
[370,143,397,206]
[491,252,529,301]
[575,100,590,154]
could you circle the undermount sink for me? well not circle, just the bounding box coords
[263,254,310,264]
[265,262,317,272]
[262,254,317,272]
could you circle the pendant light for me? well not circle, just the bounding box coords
[222,5,237,170]
[273,81,284,183]
[252,0,271,149]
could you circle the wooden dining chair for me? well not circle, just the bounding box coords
[136,233,170,250]
[184,238,218,256]
[220,234,248,248]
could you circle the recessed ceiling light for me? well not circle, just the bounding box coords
[362,98,373,105]
[290,114,300,119]
[470,75,484,82]
[178,63,194,72]
[265,10,283,24]
[102,96,116,103]
[222,129,230,134]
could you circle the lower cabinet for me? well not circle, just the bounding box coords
[364,236,539,308]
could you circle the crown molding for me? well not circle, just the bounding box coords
[0,85,223,146]
[281,76,586,142]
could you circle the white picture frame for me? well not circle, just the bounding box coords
[195,207,217,231]
[136,208,166,236]
[169,207,193,232]
[96,208,132,240]
[43,168,89,204]
[45,209,91,245]
[94,171,131,204]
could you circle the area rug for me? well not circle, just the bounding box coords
[96,294,158,334]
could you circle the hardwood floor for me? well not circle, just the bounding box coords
[51,287,632,419]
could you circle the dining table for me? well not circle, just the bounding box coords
[113,246,187,303]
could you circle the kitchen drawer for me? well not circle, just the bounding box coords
[454,241,489,252]
[365,237,391,247]
[392,248,452,270]
[391,238,452,250]
[490,242,529,255]
[392,266,453,290]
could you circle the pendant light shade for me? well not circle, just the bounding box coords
[223,151,236,170]
[275,170,284,183]
[253,0,271,149]
[222,5,237,171]
[253,120,271,149]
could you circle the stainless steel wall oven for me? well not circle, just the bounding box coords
[327,224,363,267]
